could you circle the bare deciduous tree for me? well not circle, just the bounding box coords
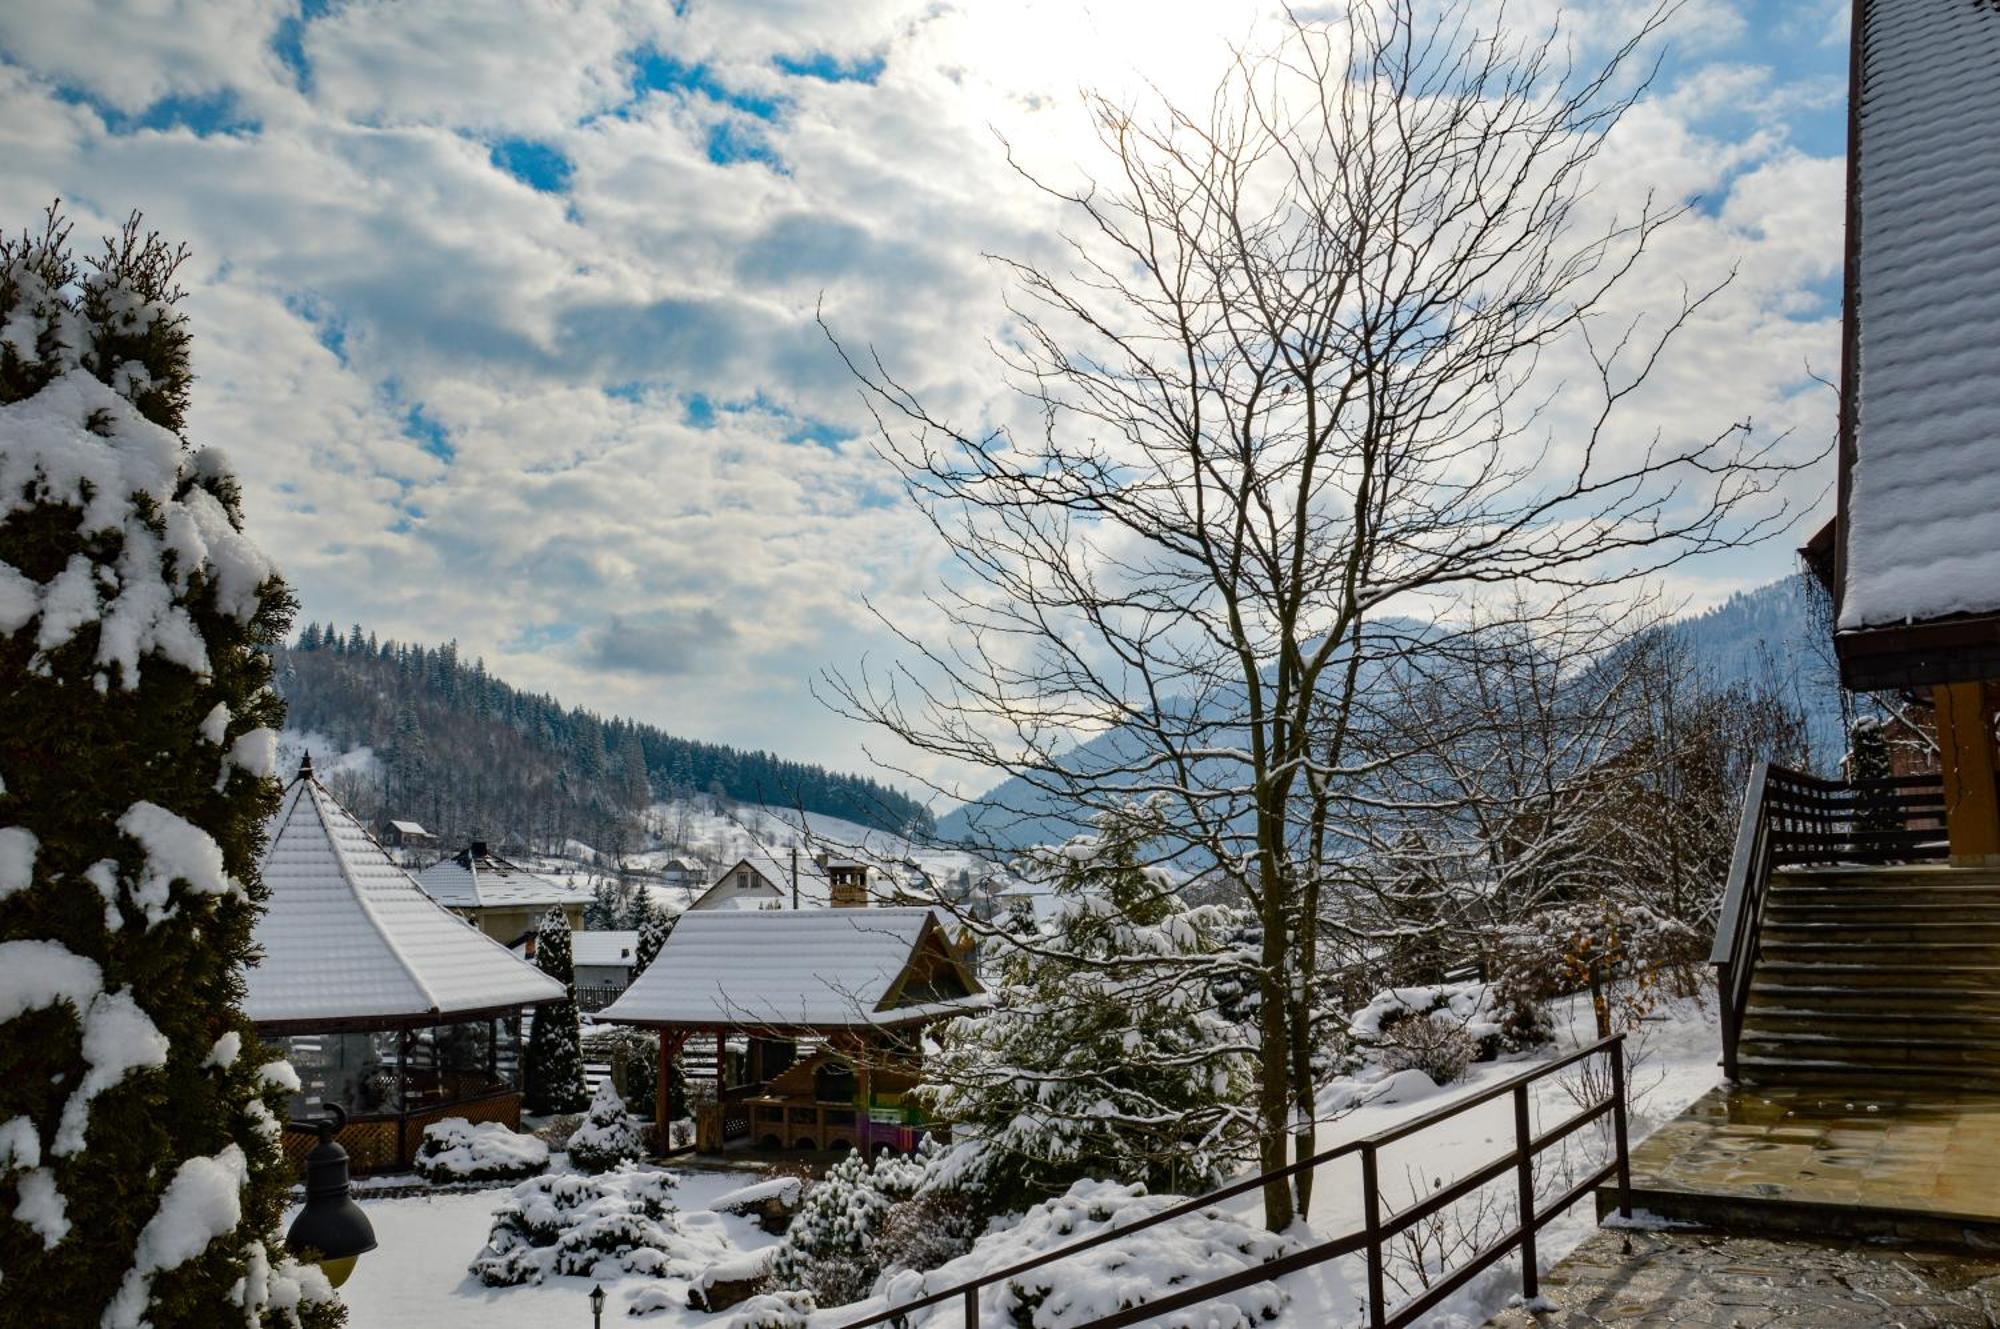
[825,0,1809,1229]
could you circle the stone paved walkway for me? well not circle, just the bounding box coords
[1485,1228,2000,1327]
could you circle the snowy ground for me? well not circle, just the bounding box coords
[296,1165,784,1328]
[301,989,1719,1328]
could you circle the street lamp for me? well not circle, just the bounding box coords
[285,1104,377,1288]
[590,1283,606,1327]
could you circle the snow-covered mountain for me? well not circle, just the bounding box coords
[938,576,1845,851]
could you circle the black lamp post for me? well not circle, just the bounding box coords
[590,1283,606,1327]
[285,1104,377,1288]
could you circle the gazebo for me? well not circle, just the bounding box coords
[600,907,986,1155]
[247,758,567,1174]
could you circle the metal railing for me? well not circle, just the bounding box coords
[1710,760,1947,1078]
[833,1034,1630,1329]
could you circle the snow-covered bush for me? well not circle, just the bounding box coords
[720,1289,815,1328]
[411,1117,549,1185]
[918,805,1254,1215]
[871,1180,1300,1329]
[567,1078,647,1173]
[770,1150,896,1306]
[1346,982,1527,1084]
[584,1024,681,1123]
[524,909,588,1113]
[470,1166,727,1286]
[0,208,341,1326]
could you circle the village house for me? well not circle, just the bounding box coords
[414,839,587,943]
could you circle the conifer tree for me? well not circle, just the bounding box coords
[524,907,587,1114]
[0,205,341,1326]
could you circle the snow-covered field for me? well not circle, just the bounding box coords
[301,991,1718,1328]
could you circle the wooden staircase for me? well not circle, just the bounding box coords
[1734,866,2000,1091]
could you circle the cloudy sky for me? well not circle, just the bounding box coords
[0,0,1848,796]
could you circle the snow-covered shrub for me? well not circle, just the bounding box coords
[412,1117,549,1185]
[871,1180,1300,1329]
[918,805,1255,1216]
[721,1290,815,1328]
[0,209,342,1326]
[1347,982,1520,1084]
[1377,1015,1479,1086]
[585,1024,683,1123]
[470,1166,727,1286]
[874,1189,980,1281]
[568,1078,647,1173]
[770,1150,895,1306]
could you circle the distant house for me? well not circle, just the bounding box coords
[378,819,435,853]
[572,929,642,988]
[687,849,836,911]
[415,841,587,943]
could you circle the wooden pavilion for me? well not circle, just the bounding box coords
[599,907,985,1155]
[245,758,567,1173]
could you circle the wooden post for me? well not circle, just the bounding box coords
[1935,681,2000,864]
[656,1032,673,1152]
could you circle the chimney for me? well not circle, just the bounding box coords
[829,861,867,909]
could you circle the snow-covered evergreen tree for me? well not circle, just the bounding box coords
[566,1078,646,1172]
[0,207,341,1326]
[633,909,674,974]
[524,907,587,1114]
[918,805,1255,1212]
[770,1149,895,1306]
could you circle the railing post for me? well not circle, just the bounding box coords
[1513,1083,1538,1304]
[1609,1038,1632,1220]
[963,1284,977,1328]
[1361,1142,1385,1329]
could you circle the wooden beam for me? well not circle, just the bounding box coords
[1935,680,2000,864]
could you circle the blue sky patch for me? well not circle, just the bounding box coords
[59,86,259,137]
[401,403,455,463]
[625,48,783,120]
[490,138,574,193]
[774,51,886,84]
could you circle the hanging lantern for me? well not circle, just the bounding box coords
[285,1104,377,1288]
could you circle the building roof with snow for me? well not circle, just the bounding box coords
[686,849,833,911]
[599,907,984,1031]
[1831,0,2000,687]
[572,929,641,971]
[385,819,431,837]
[414,840,585,911]
[245,763,567,1032]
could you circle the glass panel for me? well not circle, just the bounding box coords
[282,1032,403,1117]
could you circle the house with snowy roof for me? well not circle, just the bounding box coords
[1715,0,2000,1091]
[686,847,853,910]
[600,907,984,1154]
[246,758,566,1173]
[414,839,586,943]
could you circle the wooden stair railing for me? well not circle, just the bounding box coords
[832,1035,1631,1329]
[1710,760,1948,1079]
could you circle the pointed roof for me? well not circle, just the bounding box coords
[245,769,566,1032]
[599,907,985,1032]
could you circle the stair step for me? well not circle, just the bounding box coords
[1762,920,2000,944]
[1767,888,2000,910]
[1739,1033,2000,1068]
[1761,940,2000,961]
[1754,962,2000,991]
[1763,902,2000,926]
[1735,1056,2000,1090]
[1740,1010,2000,1041]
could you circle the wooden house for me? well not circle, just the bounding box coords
[686,848,839,911]
[599,908,986,1154]
[246,758,567,1173]
[1716,0,2000,1091]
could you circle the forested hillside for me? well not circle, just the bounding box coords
[275,623,934,853]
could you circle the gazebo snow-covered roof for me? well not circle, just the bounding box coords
[415,840,582,911]
[246,761,566,1034]
[1829,0,2000,688]
[601,907,984,1032]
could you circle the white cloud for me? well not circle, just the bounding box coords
[0,0,1851,792]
